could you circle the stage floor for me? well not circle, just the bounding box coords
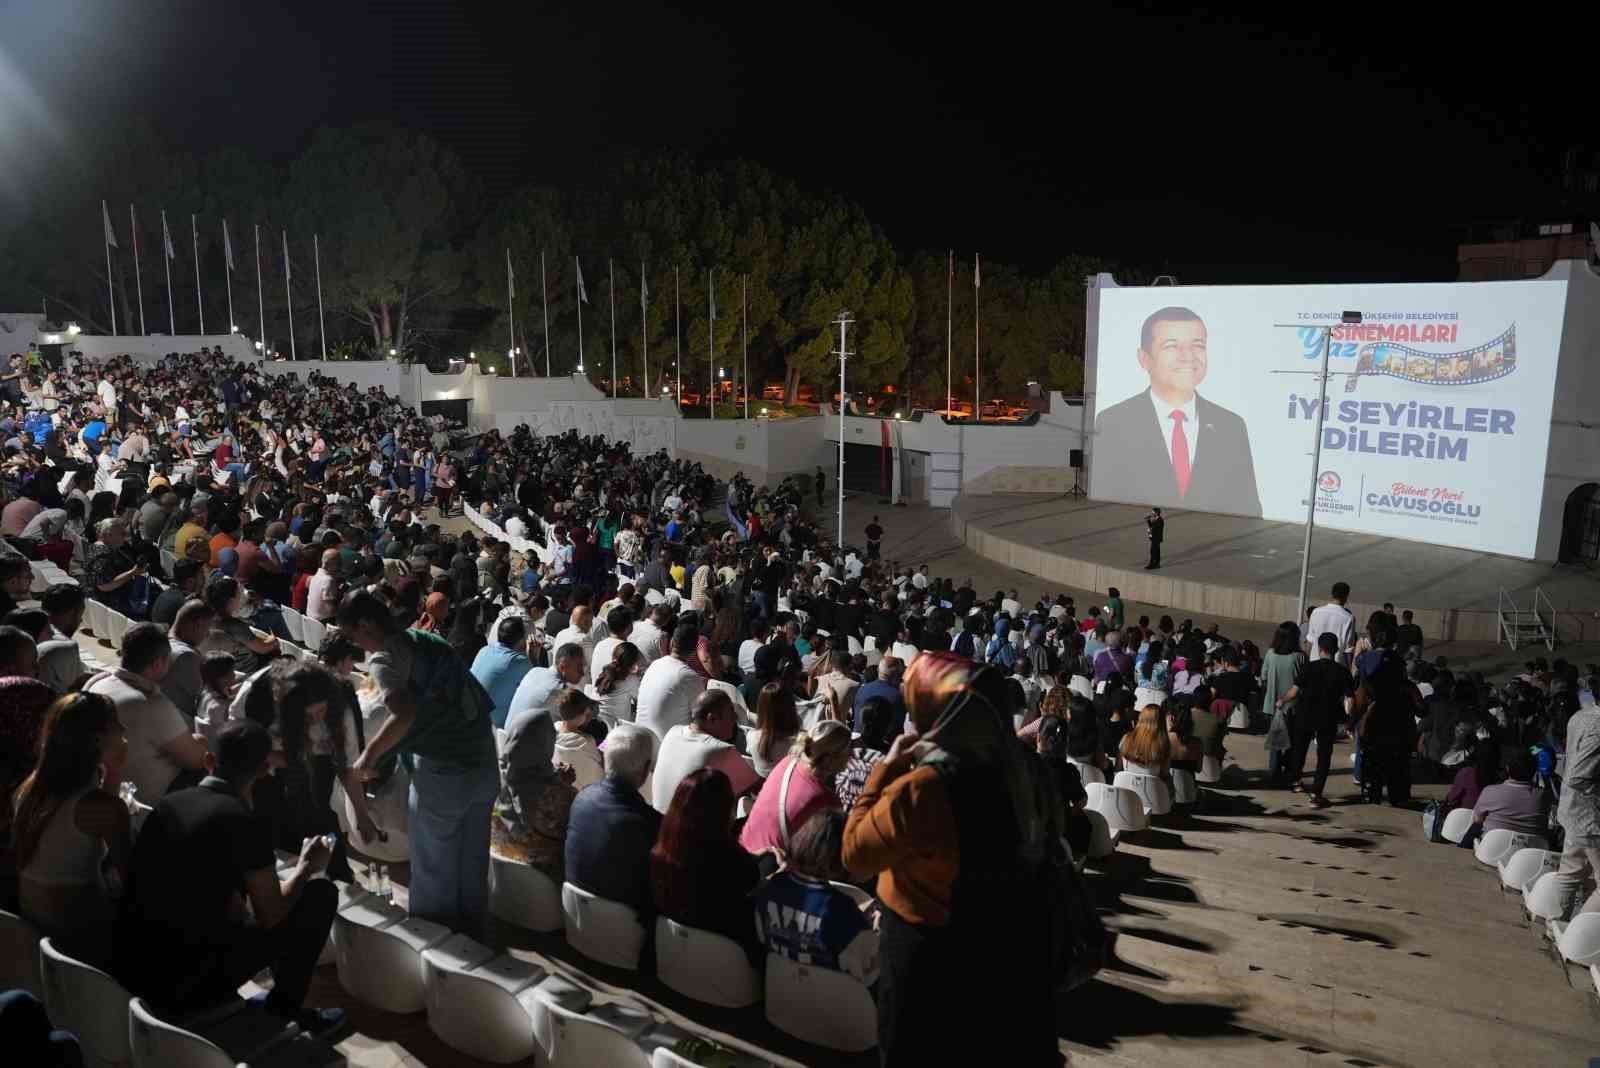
[952,494,1600,644]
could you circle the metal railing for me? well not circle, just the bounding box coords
[1498,587,1557,651]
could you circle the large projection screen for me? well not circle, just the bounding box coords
[1088,280,1568,557]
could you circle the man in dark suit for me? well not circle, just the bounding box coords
[1146,507,1164,569]
[1093,306,1262,517]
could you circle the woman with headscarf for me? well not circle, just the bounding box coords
[493,688,578,881]
[985,618,1017,672]
[842,651,1061,1064]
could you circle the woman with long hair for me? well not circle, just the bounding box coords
[1120,704,1172,776]
[13,692,131,953]
[1261,620,1306,782]
[200,575,279,674]
[841,651,1059,1064]
[588,641,643,727]
[748,682,801,778]
[650,768,763,966]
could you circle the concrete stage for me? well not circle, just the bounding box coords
[952,494,1600,645]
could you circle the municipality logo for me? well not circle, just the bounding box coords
[1317,470,1342,495]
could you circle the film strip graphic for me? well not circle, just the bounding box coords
[1345,324,1516,392]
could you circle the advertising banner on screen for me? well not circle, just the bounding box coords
[1089,280,1567,557]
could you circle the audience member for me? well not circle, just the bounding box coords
[651,768,764,966]
[651,689,759,812]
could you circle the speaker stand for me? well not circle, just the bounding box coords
[1063,468,1087,500]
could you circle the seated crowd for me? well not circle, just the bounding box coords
[4,347,1599,1064]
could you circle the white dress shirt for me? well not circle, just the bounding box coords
[1148,391,1200,466]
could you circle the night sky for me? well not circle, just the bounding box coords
[5,0,1592,284]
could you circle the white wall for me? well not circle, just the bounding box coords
[0,313,47,350]
[67,332,258,363]
[1537,259,1600,560]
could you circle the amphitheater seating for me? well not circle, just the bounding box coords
[333,897,450,1014]
[1087,781,1150,833]
[489,855,564,933]
[1499,848,1559,894]
[127,998,233,1068]
[421,934,540,1063]
[1439,807,1474,844]
[0,908,43,999]
[39,937,133,1068]
[534,996,654,1068]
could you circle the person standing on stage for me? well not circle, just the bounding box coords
[1145,508,1164,570]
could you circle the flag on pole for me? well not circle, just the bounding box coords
[576,260,588,304]
[640,271,647,310]
[506,249,515,298]
[974,253,981,288]
[223,221,235,272]
[162,213,176,260]
[948,250,954,281]
[102,202,118,249]
[709,279,716,321]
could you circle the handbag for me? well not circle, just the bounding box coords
[1046,847,1112,991]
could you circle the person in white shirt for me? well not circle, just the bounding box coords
[85,622,208,798]
[628,605,670,667]
[635,625,708,742]
[306,548,342,623]
[507,643,585,721]
[587,642,643,726]
[650,689,758,812]
[590,606,634,681]
[1306,581,1357,665]
[505,512,529,539]
[96,377,117,422]
[553,690,605,790]
[739,620,770,677]
[1001,589,1022,618]
[912,565,930,590]
[551,605,597,681]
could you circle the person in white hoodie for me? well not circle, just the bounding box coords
[554,689,605,790]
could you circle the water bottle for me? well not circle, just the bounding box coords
[118,782,138,814]
[377,864,392,903]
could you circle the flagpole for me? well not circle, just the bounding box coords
[973,253,981,423]
[222,221,235,335]
[609,259,617,399]
[707,268,715,421]
[505,248,517,377]
[314,234,327,360]
[640,261,649,397]
[540,250,550,376]
[254,224,264,353]
[575,256,585,375]
[742,274,749,418]
[946,250,953,415]
[162,210,175,336]
[282,230,296,360]
[101,201,116,335]
[131,205,146,335]
[674,265,682,407]
[192,214,205,334]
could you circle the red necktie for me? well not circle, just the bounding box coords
[1170,410,1191,497]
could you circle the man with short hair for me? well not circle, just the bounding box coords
[137,491,177,544]
[854,654,907,736]
[161,599,216,722]
[1277,632,1354,805]
[564,724,661,916]
[507,641,585,724]
[1307,581,1357,666]
[816,649,859,715]
[0,556,29,618]
[471,616,535,728]
[1553,681,1600,919]
[36,583,88,693]
[635,624,708,741]
[306,548,342,623]
[152,559,202,627]
[650,689,759,812]
[173,501,210,562]
[87,621,208,798]
[1396,609,1425,658]
[115,719,344,1037]
[552,605,597,680]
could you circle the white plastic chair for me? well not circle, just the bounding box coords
[334,900,450,1014]
[1556,912,1600,966]
[1170,768,1198,805]
[706,679,752,723]
[280,609,305,645]
[562,882,647,970]
[1226,703,1251,730]
[127,998,235,1068]
[1500,848,1559,893]
[655,917,762,1008]
[39,937,132,1068]
[107,611,130,650]
[1114,771,1174,817]
[301,617,325,652]
[422,937,543,1064]
[763,953,877,1052]
[0,907,43,999]
[1085,809,1119,859]
[1197,754,1223,783]
[533,997,653,1068]
[1525,870,1566,922]
[1068,758,1105,786]
[489,855,564,933]
[1087,782,1150,833]
[1474,828,1536,867]
[1439,807,1474,844]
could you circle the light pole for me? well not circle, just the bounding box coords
[1291,309,1363,621]
[833,310,853,550]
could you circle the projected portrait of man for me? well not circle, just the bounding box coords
[1093,306,1262,517]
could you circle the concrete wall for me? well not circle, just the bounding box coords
[69,332,258,364]
[1537,259,1600,560]
[673,419,770,482]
